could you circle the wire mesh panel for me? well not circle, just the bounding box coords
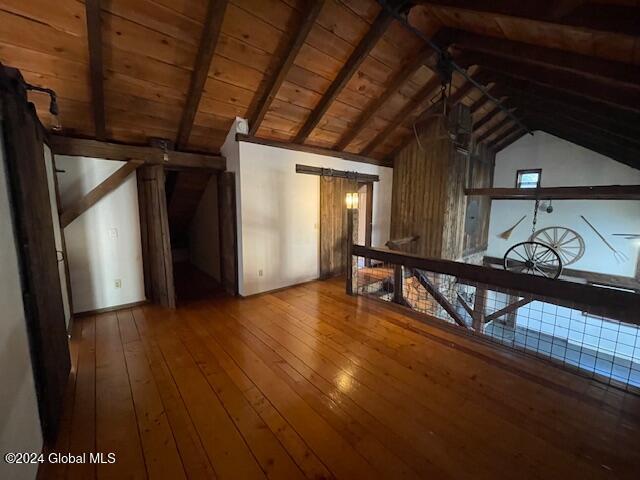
[353,254,640,393]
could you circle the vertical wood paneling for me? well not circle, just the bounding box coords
[390,113,471,260]
[463,145,495,256]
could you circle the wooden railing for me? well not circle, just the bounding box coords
[350,244,639,325]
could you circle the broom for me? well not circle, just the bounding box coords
[498,215,527,240]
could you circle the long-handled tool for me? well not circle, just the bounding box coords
[498,215,526,240]
[580,215,629,263]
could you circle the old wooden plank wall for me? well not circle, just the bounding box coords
[463,144,495,257]
[390,114,470,260]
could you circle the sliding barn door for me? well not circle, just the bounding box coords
[218,171,238,295]
[320,178,355,278]
[1,68,70,441]
[44,146,72,328]
[137,165,176,308]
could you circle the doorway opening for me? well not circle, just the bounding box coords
[138,167,238,308]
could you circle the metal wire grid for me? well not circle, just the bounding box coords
[353,256,640,394]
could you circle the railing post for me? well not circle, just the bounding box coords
[393,264,403,304]
[346,207,354,295]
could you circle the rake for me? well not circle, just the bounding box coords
[580,215,629,263]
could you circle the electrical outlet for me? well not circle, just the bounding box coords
[114,279,122,289]
[108,228,118,239]
[258,269,263,277]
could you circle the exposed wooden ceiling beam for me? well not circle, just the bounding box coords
[469,84,498,113]
[293,9,392,143]
[447,29,640,89]
[176,0,228,149]
[503,96,640,147]
[60,160,143,228]
[476,115,514,144]
[460,52,640,113]
[413,74,478,127]
[414,1,640,36]
[528,116,640,170]
[248,0,325,136]
[49,136,226,169]
[483,73,640,127]
[360,75,441,156]
[492,128,526,152]
[84,0,105,140]
[488,124,521,149]
[473,101,513,132]
[335,47,436,151]
[236,134,391,167]
[465,185,640,200]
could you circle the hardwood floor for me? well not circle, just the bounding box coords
[40,278,640,479]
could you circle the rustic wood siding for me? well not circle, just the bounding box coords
[463,144,495,257]
[390,115,470,260]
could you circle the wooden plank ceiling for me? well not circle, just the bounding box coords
[0,0,638,166]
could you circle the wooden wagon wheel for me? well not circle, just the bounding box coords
[530,226,585,266]
[503,241,563,279]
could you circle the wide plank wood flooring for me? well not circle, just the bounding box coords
[39,278,640,479]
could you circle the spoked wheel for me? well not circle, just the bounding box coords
[503,241,563,279]
[530,226,585,266]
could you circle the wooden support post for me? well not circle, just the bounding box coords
[393,264,403,304]
[60,160,143,228]
[137,165,176,309]
[346,207,354,295]
[472,286,486,331]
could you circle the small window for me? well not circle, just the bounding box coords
[516,169,541,189]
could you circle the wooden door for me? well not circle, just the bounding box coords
[44,145,72,328]
[319,177,353,278]
[137,165,176,308]
[218,171,238,295]
[1,67,70,441]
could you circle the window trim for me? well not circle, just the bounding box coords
[515,168,542,189]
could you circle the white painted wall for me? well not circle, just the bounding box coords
[55,156,146,313]
[0,129,42,480]
[189,175,221,281]
[487,132,640,277]
[230,136,392,296]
